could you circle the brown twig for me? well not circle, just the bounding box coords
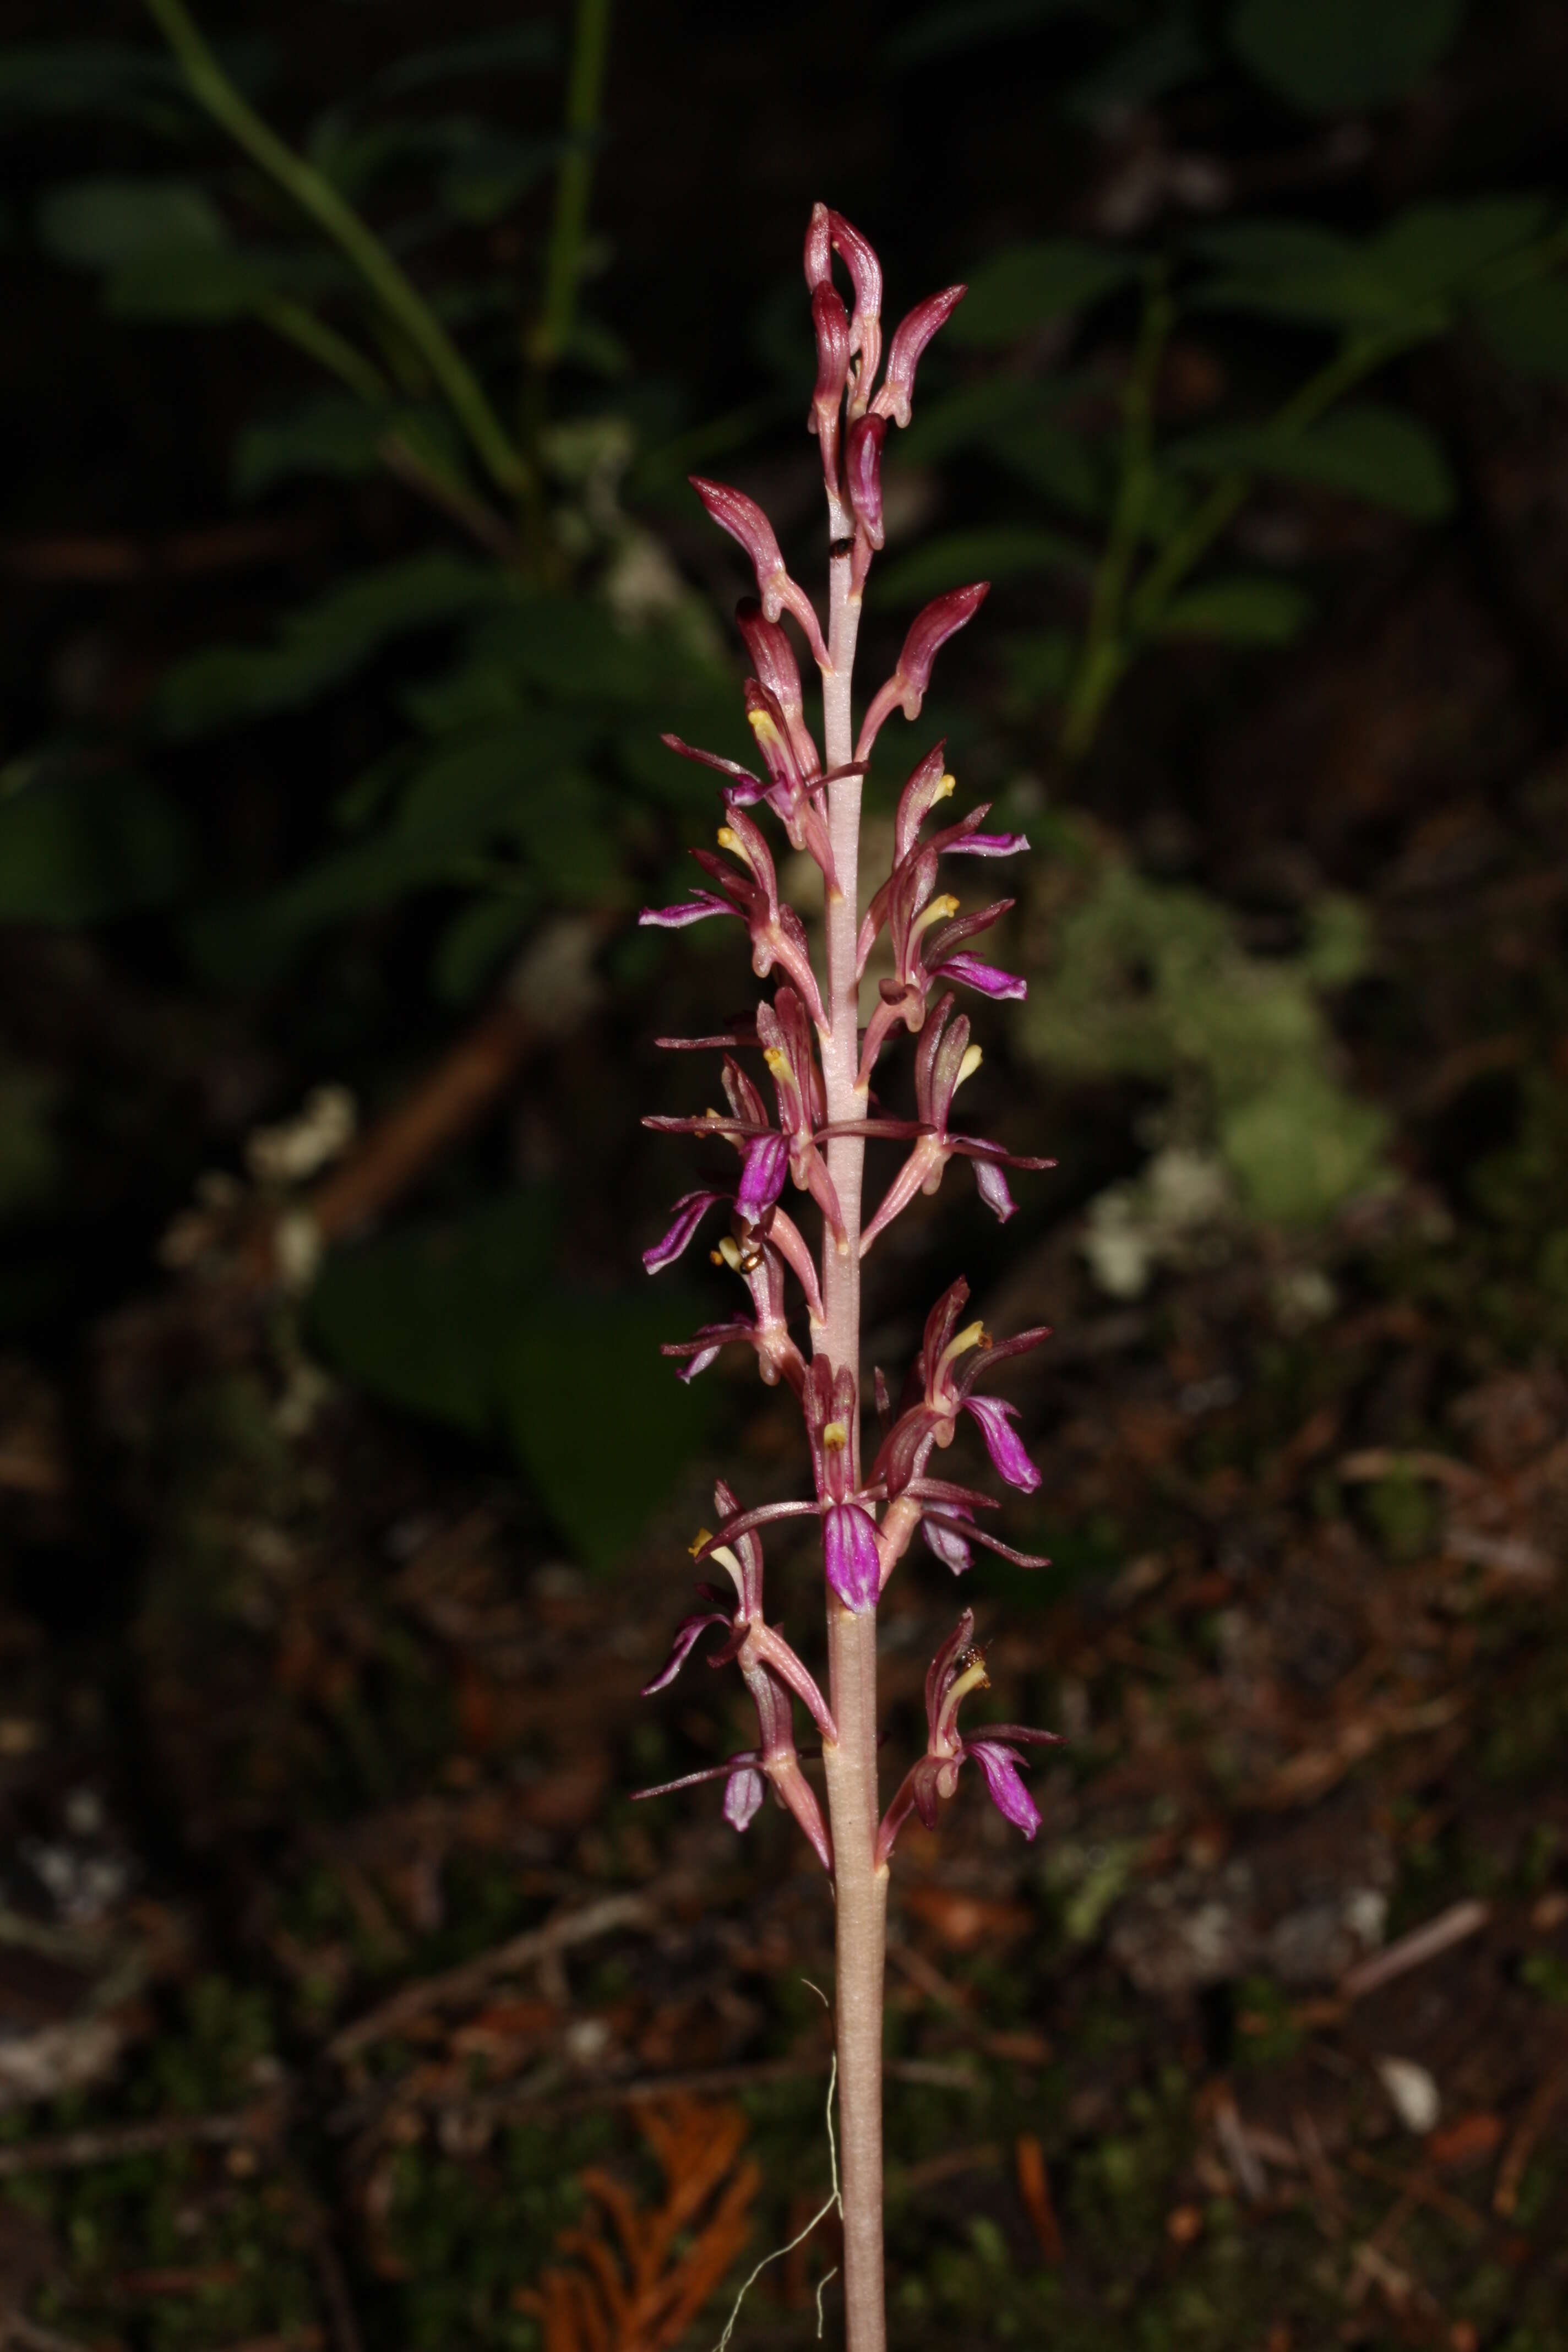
[1494,2043,1568,2216]
[2,2314,100,2352]
[377,433,522,565]
[310,2232,365,2352]
[329,1891,656,2061]
[267,912,615,1277]
[0,2105,277,2179]
[0,517,319,582]
[1339,1900,1490,2001]
[1345,2151,1485,2235]
[1015,2134,1064,2263]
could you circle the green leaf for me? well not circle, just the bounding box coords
[0,43,188,130]
[1369,199,1548,299]
[947,238,1142,346]
[437,129,558,225]
[1066,18,1211,118]
[309,1190,559,1438]
[1156,576,1313,643]
[1229,0,1466,113]
[1003,629,1078,715]
[367,25,558,99]
[1219,1069,1390,1222]
[0,767,188,925]
[459,598,704,708]
[501,1291,716,1568]
[1189,220,1362,279]
[897,375,1066,465]
[108,245,346,323]
[393,714,596,846]
[988,420,1110,520]
[1192,219,1435,330]
[1169,402,1453,519]
[233,394,390,498]
[1476,278,1568,380]
[875,525,1090,604]
[37,177,226,267]
[154,554,500,738]
[432,894,532,1004]
[883,0,1088,67]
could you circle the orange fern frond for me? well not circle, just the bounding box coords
[516,2098,760,2352]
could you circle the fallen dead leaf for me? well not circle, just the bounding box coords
[1427,2112,1503,2169]
[900,1886,1033,1952]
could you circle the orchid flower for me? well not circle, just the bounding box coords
[635,1483,835,1869]
[876,1609,1061,1863]
[821,993,1056,1253]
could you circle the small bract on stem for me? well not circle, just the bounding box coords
[636,205,1059,2352]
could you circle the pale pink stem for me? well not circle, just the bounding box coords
[816,542,888,2352]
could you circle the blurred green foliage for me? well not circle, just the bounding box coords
[1025,824,1389,1227]
[308,1189,716,1566]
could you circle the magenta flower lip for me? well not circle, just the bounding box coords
[824,1500,881,1612]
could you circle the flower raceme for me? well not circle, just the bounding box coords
[636,204,1059,1882]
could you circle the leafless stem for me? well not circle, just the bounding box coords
[817,547,887,2352]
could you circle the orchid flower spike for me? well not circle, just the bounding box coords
[639,226,1063,2318]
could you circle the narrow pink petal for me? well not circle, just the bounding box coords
[737,1133,789,1221]
[723,1763,766,1831]
[967,1740,1042,1839]
[945,830,1030,858]
[922,1512,973,1574]
[659,733,766,795]
[643,1188,727,1273]
[639,891,733,930]
[643,1609,729,1695]
[933,951,1027,1000]
[963,1395,1041,1493]
[972,1157,1017,1223]
[631,1751,759,1804]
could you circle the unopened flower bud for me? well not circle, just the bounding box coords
[803,206,883,420]
[895,581,990,707]
[690,476,830,669]
[845,414,888,549]
[804,200,834,291]
[826,211,882,356]
[736,598,819,777]
[810,281,851,424]
[873,285,966,429]
[690,476,788,613]
[854,581,990,760]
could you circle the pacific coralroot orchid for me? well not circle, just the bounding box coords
[638,208,1058,2352]
[875,1609,1061,1865]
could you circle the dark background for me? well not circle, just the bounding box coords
[3,4,1568,2348]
